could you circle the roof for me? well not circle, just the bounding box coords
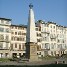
[11,24,27,28]
[0,18,11,21]
[47,21,56,25]
[36,20,67,28]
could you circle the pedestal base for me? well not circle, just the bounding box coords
[26,42,39,61]
[29,55,38,61]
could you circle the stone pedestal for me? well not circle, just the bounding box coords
[26,42,38,61]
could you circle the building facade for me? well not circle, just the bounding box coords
[36,20,67,57]
[10,24,26,58]
[0,18,11,58]
[0,18,67,58]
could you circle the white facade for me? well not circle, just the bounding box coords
[36,20,67,56]
[0,18,11,58]
[0,18,67,58]
[10,25,26,57]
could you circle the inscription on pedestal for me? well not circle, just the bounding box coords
[30,45,37,55]
[26,42,38,61]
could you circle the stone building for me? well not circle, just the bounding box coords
[0,18,11,58]
[36,20,67,57]
[10,24,26,58]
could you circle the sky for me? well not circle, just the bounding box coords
[0,0,67,26]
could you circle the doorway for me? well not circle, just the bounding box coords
[12,53,17,58]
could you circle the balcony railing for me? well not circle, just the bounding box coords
[50,35,56,39]
[42,31,50,34]
[0,39,10,42]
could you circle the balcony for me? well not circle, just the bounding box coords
[57,45,66,51]
[0,39,10,42]
[42,48,50,50]
[0,39,4,42]
[42,31,50,34]
[37,33,42,37]
[50,35,56,39]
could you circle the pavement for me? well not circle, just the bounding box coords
[0,58,67,65]
[0,61,54,66]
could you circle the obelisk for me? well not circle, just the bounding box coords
[26,4,38,61]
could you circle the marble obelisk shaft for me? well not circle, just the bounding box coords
[26,4,38,61]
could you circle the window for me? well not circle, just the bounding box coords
[36,28,38,31]
[64,44,67,49]
[22,28,24,30]
[1,20,4,24]
[45,44,48,49]
[39,34,41,36]
[37,45,41,50]
[37,33,38,36]
[19,44,21,50]
[15,32,17,35]
[37,33,41,36]
[14,37,17,41]
[17,37,20,41]
[51,25,52,28]
[37,39,41,42]
[18,27,22,30]
[11,44,13,50]
[0,34,4,41]
[19,53,21,57]
[44,24,47,27]
[57,39,60,43]
[53,26,55,29]
[11,32,14,34]
[0,27,4,32]
[44,37,47,41]
[5,28,9,32]
[15,44,17,48]
[22,33,26,35]
[19,37,22,41]
[57,44,59,48]
[0,42,3,49]
[11,37,14,40]
[6,21,9,24]
[39,27,41,31]
[5,53,9,58]
[51,51,53,56]
[44,28,46,32]
[15,27,17,29]
[51,39,53,41]
[22,38,25,41]
[51,30,52,32]
[6,43,9,49]
[22,44,25,50]
[51,43,54,49]
[18,31,21,35]
[54,51,56,55]
[42,37,44,41]
[39,52,41,55]
[5,35,9,41]
[63,40,64,43]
